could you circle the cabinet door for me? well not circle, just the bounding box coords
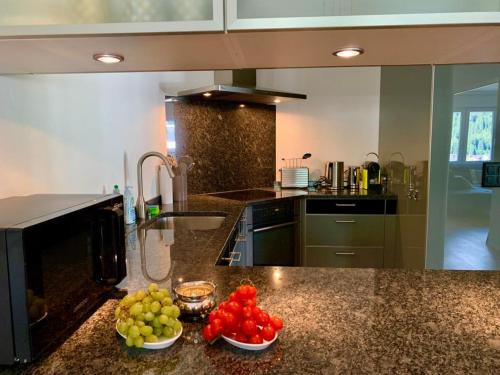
[305,246,383,268]
[306,215,385,247]
[226,0,500,31]
[0,0,224,37]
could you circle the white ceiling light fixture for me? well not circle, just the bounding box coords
[273,99,281,104]
[203,92,212,97]
[93,53,124,64]
[332,47,364,58]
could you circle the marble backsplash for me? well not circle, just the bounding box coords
[168,99,276,194]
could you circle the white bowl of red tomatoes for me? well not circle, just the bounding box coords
[202,283,283,350]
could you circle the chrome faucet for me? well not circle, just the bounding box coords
[136,151,175,219]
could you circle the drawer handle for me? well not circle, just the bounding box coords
[335,203,356,207]
[335,220,357,224]
[230,252,241,262]
[335,252,355,256]
[236,235,247,242]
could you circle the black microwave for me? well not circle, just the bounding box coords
[0,194,126,365]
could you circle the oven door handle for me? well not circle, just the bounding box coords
[252,221,297,233]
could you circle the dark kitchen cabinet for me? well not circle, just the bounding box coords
[303,198,396,268]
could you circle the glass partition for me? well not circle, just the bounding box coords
[428,64,500,270]
[378,66,433,269]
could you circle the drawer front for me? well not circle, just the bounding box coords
[306,199,385,214]
[305,246,383,268]
[306,215,384,246]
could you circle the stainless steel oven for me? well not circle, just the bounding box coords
[250,199,299,266]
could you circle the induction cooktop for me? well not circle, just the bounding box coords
[209,189,277,202]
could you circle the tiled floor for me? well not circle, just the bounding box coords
[444,215,500,270]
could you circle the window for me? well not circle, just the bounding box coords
[449,112,461,162]
[466,112,493,161]
[449,109,495,162]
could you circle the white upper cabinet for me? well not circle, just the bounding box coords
[0,0,224,36]
[226,0,500,30]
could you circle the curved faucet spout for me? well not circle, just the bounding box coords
[136,151,175,219]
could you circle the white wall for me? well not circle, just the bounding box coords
[257,67,381,180]
[0,71,213,199]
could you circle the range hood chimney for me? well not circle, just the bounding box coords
[173,69,306,105]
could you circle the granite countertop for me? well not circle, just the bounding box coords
[3,194,499,375]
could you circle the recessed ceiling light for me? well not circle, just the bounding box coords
[203,92,212,97]
[332,47,364,58]
[93,53,124,64]
[273,99,281,104]
[239,104,246,108]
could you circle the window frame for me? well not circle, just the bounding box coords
[450,106,496,165]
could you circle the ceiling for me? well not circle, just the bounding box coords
[2,25,500,74]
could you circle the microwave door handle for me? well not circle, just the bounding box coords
[94,205,125,285]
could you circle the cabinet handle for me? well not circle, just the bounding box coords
[230,252,241,262]
[335,252,355,256]
[335,220,357,224]
[335,203,356,207]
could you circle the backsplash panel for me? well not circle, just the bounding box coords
[169,100,276,194]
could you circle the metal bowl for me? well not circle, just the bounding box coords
[173,281,216,320]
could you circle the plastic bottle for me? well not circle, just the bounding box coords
[123,186,136,224]
[113,184,120,194]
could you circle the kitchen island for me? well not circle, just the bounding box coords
[2,194,499,375]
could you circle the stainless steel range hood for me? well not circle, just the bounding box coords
[173,70,307,105]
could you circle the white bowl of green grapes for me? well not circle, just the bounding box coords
[115,283,183,349]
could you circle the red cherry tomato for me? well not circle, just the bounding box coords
[211,318,223,336]
[251,306,261,318]
[208,309,222,324]
[222,311,238,330]
[218,301,229,311]
[202,324,216,341]
[229,292,238,302]
[234,333,248,343]
[261,325,276,341]
[227,301,242,317]
[270,316,284,331]
[249,334,263,344]
[240,285,254,300]
[247,285,257,299]
[235,286,246,301]
[241,319,257,336]
[256,311,270,326]
[241,306,253,319]
[245,297,257,307]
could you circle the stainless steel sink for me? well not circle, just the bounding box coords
[147,215,226,231]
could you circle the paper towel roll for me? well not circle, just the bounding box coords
[159,165,173,205]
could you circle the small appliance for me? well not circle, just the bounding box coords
[0,194,126,365]
[281,167,309,188]
[326,161,344,190]
[365,162,382,192]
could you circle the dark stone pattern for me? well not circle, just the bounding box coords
[171,100,276,194]
[3,194,499,375]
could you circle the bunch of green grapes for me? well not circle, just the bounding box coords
[115,283,182,348]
